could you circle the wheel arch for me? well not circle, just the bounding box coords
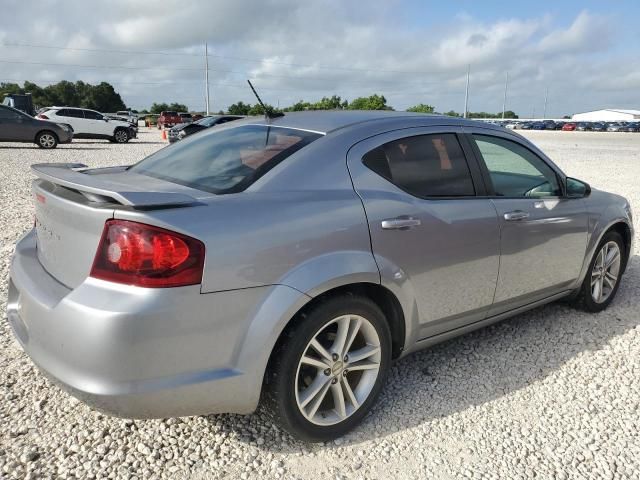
[262,283,407,394]
[34,129,59,143]
[607,221,632,273]
[578,217,633,286]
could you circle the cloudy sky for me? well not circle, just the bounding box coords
[1,0,639,116]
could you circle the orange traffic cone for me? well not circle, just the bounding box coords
[161,129,167,140]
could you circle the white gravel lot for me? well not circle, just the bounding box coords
[1,129,639,479]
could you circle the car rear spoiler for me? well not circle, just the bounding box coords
[31,163,199,208]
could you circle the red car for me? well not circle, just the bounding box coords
[562,122,577,131]
[157,111,182,129]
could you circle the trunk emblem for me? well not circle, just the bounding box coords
[36,193,46,204]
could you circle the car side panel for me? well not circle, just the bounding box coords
[345,126,501,340]
[113,189,376,295]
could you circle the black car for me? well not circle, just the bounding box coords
[554,121,566,130]
[167,115,243,143]
[0,104,73,148]
[576,122,592,131]
[592,122,606,132]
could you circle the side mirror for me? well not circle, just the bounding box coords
[566,177,591,198]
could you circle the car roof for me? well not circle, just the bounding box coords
[234,110,491,135]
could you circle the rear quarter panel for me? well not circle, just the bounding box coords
[113,132,378,294]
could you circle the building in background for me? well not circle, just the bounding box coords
[572,109,640,121]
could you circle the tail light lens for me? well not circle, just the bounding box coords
[90,220,205,288]
[37,114,49,119]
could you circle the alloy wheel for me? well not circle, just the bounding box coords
[115,130,128,143]
[295,314,381,426]
[591,241,621,303]
[40,134,55,148]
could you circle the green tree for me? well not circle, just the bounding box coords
[406,103,435,113]
[1,80,126,112]
[313,95,344,110]
[347,94,392,110]
[247,103,280,116]
[150,103,170,114]
[80,82,126,112]
[227,101,252,115]
[442,110,461,117]
[168,102,188,112]
[285,100,312,112]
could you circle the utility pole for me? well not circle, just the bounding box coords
[543,87,548,119]
[502,72,509,120]
[204,42,210,115]
[463,64,470,118]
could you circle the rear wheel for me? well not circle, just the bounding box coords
[113,129,129,143]
[264,295,391,442]
[573,231,625,312]
[36,131,58,149]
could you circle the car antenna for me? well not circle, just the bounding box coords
[247,80,284,120]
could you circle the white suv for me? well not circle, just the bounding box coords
[39,107,134,143]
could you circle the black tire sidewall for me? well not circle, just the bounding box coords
[268,295,392,442]
[580,231,625,312]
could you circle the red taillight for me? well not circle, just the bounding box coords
[37,114,49,119]
[90,220,205,288]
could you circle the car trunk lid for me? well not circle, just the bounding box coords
[31,163,209,288]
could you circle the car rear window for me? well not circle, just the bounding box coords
[130,125,322,194]
[163,111,177,116]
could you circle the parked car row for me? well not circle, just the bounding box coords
[499,120,640,132]
[0,103,139,148]
[167,114,244,143]
[0,104,73,148]
[38,107,137,143]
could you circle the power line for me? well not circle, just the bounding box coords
[0,41,446,76]
[0,58,460,90]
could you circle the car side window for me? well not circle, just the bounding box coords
[362,133,475,197]
[83,110,103,120]
[472,134,561,198]
[59,109,83,118]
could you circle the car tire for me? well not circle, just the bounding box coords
[263,295,392,442]
[572,231,626,312]
[113,128,129,144]
[35,131,58,149]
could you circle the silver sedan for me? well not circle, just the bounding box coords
[6,111,633,441]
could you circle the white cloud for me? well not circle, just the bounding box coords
[0,1,637,116]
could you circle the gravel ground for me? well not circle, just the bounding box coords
[1,129,639,479]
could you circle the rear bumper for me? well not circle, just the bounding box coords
[6,229,292,418]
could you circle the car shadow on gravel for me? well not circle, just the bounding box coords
[217,256,639,452]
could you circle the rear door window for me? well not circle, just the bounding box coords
[362,133,476,197]
[58,109,84,118]
[131,125,321,194]
[83,110,103,120]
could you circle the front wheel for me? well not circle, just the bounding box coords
[263,295,391,442]
[36,131,58,149]
[113,129,129,143]
[573,231,626,312]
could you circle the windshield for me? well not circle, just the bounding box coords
[130,125,321,194]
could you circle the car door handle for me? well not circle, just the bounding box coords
[381,217,421,230]
[504,210,530,221]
